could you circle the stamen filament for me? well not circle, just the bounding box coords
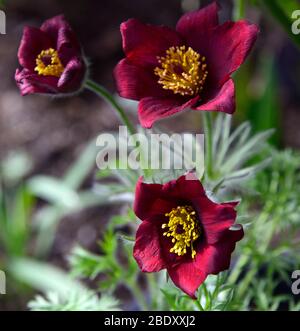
[162,205,200,259]
[154,46,208,96]
[35,48,64,77]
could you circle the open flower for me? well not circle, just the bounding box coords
[114,2,258,128]
[15,15,86,96]
[133,173,243,298]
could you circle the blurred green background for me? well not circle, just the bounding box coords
[0,0,300,310]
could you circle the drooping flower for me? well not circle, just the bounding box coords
[114,2,259,128]
[133,173,243,298]
[15,15,87,96]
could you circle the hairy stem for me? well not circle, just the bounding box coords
[85,80,136,135]
[203,112,213,179]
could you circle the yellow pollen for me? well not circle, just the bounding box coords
[35,48,64,77]
[162,205,200,259]
[154,46,208,96]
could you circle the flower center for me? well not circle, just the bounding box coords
[162,205,200,259]
[154,46,208,96]
[35,48,64,77]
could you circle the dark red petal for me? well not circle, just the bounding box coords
[57,29,82,65]
[58,57,86,92]
[41,15,82,64]
[41,15,72,42]
[15,68,59,96]
[134,177,175,220]
[167,259,207,299]
[114,58,169,100]
[167,225,243,298]
[138,95,199,128]
[203,20,259,86]
[196,198,239,244]
[17,26,52,70]
[57,28,82,66]
[194,226,244,275]
[164,174,238,244]
[176,2,219,40]
[134,174,205,221]
[193,79,235,114]
[121,18,182,67]
[133,220,166,272]
[134,177,162,220]
[164,172,205,200]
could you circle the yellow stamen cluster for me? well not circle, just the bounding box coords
[154,46,208,96]
[35,48,64,77]
[162,205,200,259]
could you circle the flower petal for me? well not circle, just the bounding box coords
[163,174,239,245]
[41,15,73,42]
[57,28,82,65]
[114,58,169,100]
[173,172,205,198]
[167,226,243,298]
[15,68,59,96]
[194,79,235,114]
[200,20,259,86]
[121,18,182,67]
[162,172,206,200]
[58,57,86,92]
[194,226,244,275]
[17,26,52,70]
[194,195,239,244]
[167,259,207,299]
[176,2,219,41]
[133,220,166,272]
[138,95,199,128]
[41,15,81,64]
[134,177,175,220]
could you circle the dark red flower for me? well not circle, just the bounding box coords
[114,2,259,128]
[133,173,243,298]
[15,15,87,96]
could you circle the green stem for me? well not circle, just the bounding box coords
[203,112,213,179]
[195,299,204,311]
[147,273,158,310]
[261,0,300,50]
[202,283,211,310]
[85,80,153,178]
[85,79,136,135]
[233,0,245,21]
[227,253,249,285]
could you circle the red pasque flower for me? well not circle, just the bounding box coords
[15,15,87,96]
[114,2,259,128]
[133,173,243,298]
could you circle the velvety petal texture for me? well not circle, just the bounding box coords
[15,68,59,95]
[15,15,86,96]
[133,220,167,272]
[176,2,220,41]
[114,2,259,127]
[138,95,199,129]
[133,173,243,298]
[194,79,235,113]
[120,18,182,67]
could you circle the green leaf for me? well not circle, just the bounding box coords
[28,176,79,208]
[9,258,85,295]
[1,150,33,185]
[0,184,35,257]
[28,291,119,311]
[69,246,109,279]
[247,57,281,145]
[63,138,99,189]
[259,0,300,49]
